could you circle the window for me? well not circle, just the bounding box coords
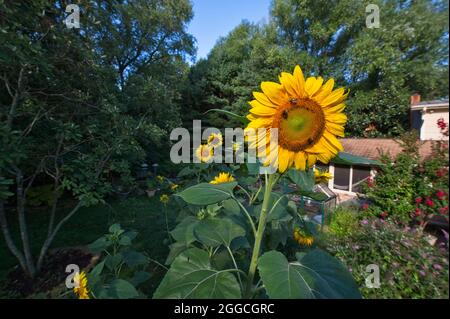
[333,164,350,191]
[352,165,371,193]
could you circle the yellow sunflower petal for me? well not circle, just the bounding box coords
[317,151,333,164]
[293,65,306,97]
[261,81,287,106]
[326,112,347,125]
[313,78,335,102]
[315,138,340,155]
[247,117,273,129]
[279,72,301,98]
[305,77,324,97]
[249,100,277,116]
[323,131,344,152]
[324,102,346,114]
[306,153,317,167]
[277,147,292,173]
[321,88,349,107]
[253,91,277,108]
[326,122,345,137]
[294,151,307,170]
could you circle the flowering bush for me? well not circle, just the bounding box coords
[323,218,449,299]
[363,124,449,226]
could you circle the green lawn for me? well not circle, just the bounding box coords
[0,196,174,296]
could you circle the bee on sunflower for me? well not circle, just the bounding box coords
[245,65,348,173]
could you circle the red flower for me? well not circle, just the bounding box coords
[438,207,447,215]
[415,197,423,204]
[425,198,434,207]
[367,177,374,188]
[362,203,369,210]
[436,168,447,178]
[436,190,446,200]
[437,118,447,130]
[380,212,388,218]
[414,208,422,217]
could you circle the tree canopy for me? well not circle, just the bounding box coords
[186,0,449,136]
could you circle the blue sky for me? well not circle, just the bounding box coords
[188,0,272,60]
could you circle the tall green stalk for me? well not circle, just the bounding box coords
[244,173,278,298]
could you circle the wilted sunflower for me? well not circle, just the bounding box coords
[314,168,333,184]
[195,144,214,163]
[210,172,235,185]
[293,229,314,246]
[245,65,348,173]
[207,133,223,148]
[73,271,90,299]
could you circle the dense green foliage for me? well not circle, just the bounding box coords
[186,0,448,136]
[324,218,449,299]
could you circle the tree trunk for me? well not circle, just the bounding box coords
[15,171,36,277]
[0,201,28,272]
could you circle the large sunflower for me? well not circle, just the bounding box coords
[245,65,348,173]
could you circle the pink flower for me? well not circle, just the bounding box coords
[415,197,423,204]
[361,219,369,226]
[425,198,434,207]
[433,264,443,271]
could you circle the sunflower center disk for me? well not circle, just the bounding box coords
[274,99,325,152]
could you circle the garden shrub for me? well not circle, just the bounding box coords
[323,218,449,299]
[327,206,360,237]
[82,224,152,299]
[363,128,449,226]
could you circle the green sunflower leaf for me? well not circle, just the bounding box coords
[153,248,241,299]
[176,182,237,205]
[258,249,361,299]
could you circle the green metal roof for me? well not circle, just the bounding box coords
[331,152,381,166]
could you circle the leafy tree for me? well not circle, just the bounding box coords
[0,0,193,277]
[185,0,449,137]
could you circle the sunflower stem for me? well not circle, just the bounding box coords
[244,173,278,298]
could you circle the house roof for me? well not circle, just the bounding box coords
[411,99,449,110]
[339,138,441,161]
